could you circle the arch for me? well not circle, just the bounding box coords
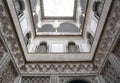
[25,32,31,46]
[67,41,79,52]
[14,0,25,16]
[40,41,47,45]
[36,41,48,53]
[93,1,103,18]
[38,24,55,32]
[33,13,39,25]
[58,22,79,32]
[68,41,76,46]
[86,32,94,46]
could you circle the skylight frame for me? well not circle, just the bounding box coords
[40,0,77,20]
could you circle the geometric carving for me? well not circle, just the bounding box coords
[0,0,25,70]
[22,63,95,74]
[0,61,18,83]
[21,76,50,83]
[101,60,120,83]
[112,35,120,59]
[21,76,98,83]
[93,0,120,70]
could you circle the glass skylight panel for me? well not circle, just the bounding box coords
[43,0,75,17]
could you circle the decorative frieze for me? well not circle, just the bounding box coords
[21,63,96,74]
[21,76,50,83]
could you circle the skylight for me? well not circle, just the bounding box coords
[43,0,75,17]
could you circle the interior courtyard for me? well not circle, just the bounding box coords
[0,0,120,83]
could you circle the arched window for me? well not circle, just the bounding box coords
[36,42,48,53]
[57,22,79,32]
[86,32,94,46]
[14,0,25,16]
[67,41,79,52]
[25,32,31,46]
[93,1,103,19]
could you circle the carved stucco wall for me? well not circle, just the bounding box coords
[100,31,120,83]
[21,76,50,83]
[21,76,98,83]
[101,57,120,83]
[0,37,7,61]
[0,0,25,72]
[112,35,120,60]
[0,61,18,83]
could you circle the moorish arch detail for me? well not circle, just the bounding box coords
[93,0,104,19]
[13,0,25,16]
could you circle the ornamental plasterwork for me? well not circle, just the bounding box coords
[0,37,6,60]
[58,76,98,83]
[21,76,98,83]
[0,61,18,83]
[0,0,120,75]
